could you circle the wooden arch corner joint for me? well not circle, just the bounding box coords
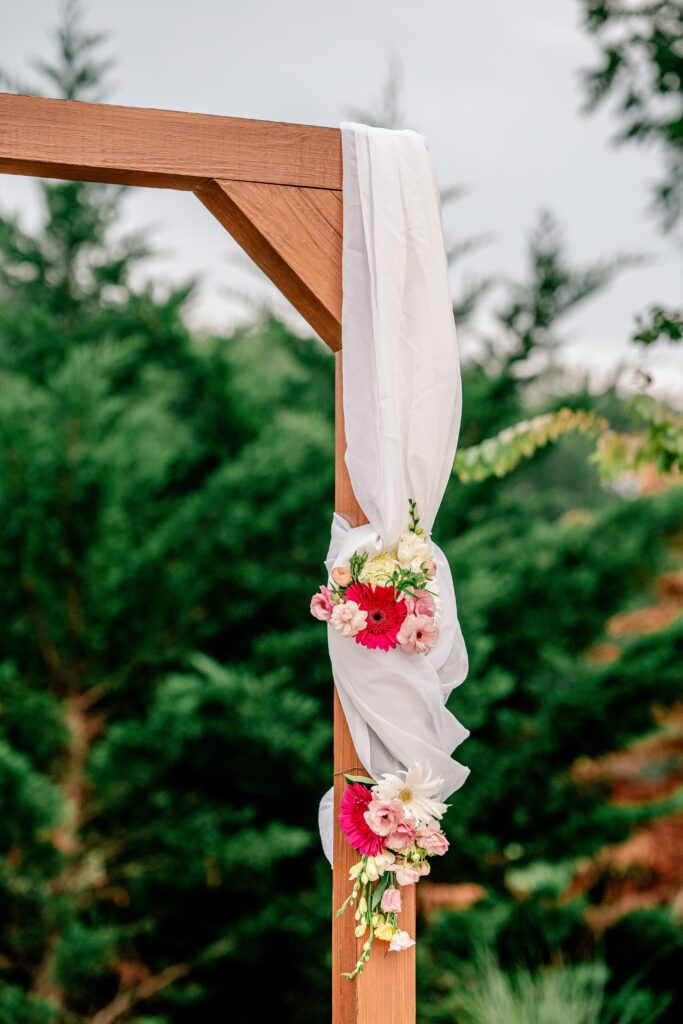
[196,179,342,352]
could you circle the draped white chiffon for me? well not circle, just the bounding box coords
[319,123,469,864]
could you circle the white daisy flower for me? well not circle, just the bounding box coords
[372,762,448,823]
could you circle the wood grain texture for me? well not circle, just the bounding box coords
[196,179,342,351]
[0,93,341,190]
[333,352,417,1024]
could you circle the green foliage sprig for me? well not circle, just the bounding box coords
[349,551,369,583]
[408,497,424,535]
[594,395,683,480]
[453,409,607,483]
[384,564,431,600]
[453,400,683,485]
[632,305,683,346]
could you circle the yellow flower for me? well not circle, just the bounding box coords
[354,922,367,938]
[358,896,368,915]
[375,923,396,942]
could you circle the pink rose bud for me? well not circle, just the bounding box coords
[389,929,415,952]
[394,864,421,886]
[381,888,403,913]
[310,586,334,621]
[331,566,352,587]
[417,827,449,856]
[425,560,437,579]
[385,820,417,851]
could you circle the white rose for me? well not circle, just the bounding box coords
[396,531,431,569]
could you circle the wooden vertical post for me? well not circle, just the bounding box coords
[0,89,417,1021]
[333,352,416,1024]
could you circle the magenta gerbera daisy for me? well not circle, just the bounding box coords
[338,783,386,856]
[345,582,407,651]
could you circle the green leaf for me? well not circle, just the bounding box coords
[344,774,376,787]
[371,873,391,910]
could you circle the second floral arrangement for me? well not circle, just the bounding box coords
[336,762,450,978]
[310,500,441,654]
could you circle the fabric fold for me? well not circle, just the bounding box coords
[319,122,469,865]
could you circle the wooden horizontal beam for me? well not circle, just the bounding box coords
[196,179,342,351]
[0,93,342,191]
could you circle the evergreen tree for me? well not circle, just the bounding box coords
[422,219,683,1021]
[580,0,683,346]
[1,5,681,1023]
[0,9,335,1022]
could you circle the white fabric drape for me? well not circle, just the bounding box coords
[319,123,469,864]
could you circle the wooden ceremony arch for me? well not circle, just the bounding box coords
[0,92,416,1024]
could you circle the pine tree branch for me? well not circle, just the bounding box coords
[86,931,238,1024]
[20,574,68,686]
[31,693,95,1006]
[88,962,191,1024]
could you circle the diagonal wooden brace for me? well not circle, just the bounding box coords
[196,179,342,351]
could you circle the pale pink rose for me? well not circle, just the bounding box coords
[403,593,436,614]
[310,586,334,621]
[403,590,436,617]
[417,827,449,856]
[385,819,417,852]
[381,888,403,913]
[416,860,431,877]
[394,864,421,886]
[331,565,352,587]
[389,929,416,952]
[415,592,436,617]
[364,799,405,837]
[397,613,439,654]
[330,600,367,638]
[424,560,437,579]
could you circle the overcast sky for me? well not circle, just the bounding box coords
[1,0,681,392]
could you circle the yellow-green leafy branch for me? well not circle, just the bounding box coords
[453,398,683,484]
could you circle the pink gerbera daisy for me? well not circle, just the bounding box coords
[345,582,407,651]
[338,783,386,856]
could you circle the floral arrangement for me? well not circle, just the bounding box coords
[310,500,440,654]
[336,762,449,978]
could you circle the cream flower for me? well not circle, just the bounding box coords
[359,550,399,586]
[396,530,431,569]
[373,763,448,824]
[374,851,396,874]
